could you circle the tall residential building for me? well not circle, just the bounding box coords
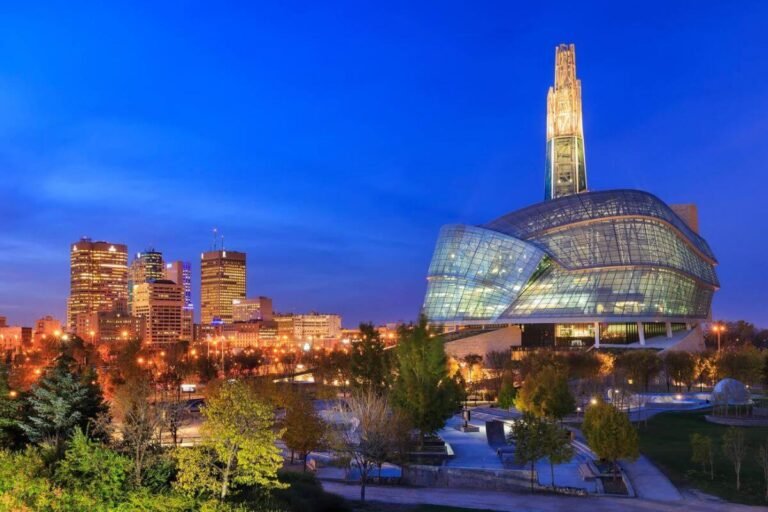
[67,238,128,329]
[200,250,246,325]
[545,43,587,200]
[128,249,164,309]
[132,280,183,346]
[232,296,273,323]
[164,261,194,340]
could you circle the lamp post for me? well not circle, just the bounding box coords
[712,323,726,352]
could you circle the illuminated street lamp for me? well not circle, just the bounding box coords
[712,323,726,352]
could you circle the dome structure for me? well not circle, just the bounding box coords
[712,378,751,406]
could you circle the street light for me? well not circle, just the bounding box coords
[712,323,726,352]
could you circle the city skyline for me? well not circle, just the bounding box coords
[1,3,767,327]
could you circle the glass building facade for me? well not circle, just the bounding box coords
[423,190,718,325]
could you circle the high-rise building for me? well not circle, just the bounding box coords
[200,250,246,325]
[545,44,587,200]
[128,249,164,309]
[232,296,273,323]
[164,261,194,340]
[67,238,129,329]
[132,279,184,346]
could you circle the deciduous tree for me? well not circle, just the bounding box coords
[391,316,463,443]
[582,399,639,479]
[690,432,714,480]
[174,380,285,501]
[282,390,326,471]
[722,427,746,491]
[508,413,547,491]
[514,366,575,421]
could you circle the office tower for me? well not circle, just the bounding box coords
[132,280,183,346]
[670,204,700,234]
[200,250,246,325]
[545,43,587,200]
[76,311,142,344]
[273,313,342,341]
[67,237,128,329]
[232,296,273,322]
[128,249,164,309]
[164,261,194,340]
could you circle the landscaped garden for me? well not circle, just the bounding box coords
[638,410,768,505]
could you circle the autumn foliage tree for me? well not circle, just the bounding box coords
[582,399,639,479]
[282,390,326,471]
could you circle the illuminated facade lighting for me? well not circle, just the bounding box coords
[67,237,128,329]
[200,250,246,325]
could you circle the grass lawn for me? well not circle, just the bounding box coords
[638,410,768,505]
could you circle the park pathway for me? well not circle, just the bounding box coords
[322,481,760,512]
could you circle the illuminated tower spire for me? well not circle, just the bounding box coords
[544,43,587,200]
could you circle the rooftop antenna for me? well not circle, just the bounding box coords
[221,234,225,251]
[212,227,218,251]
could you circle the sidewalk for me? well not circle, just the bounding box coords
[322,481,761,512]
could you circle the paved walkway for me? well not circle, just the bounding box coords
[439,416,503,469]
[621,455,683,501]
[322,481,760,512]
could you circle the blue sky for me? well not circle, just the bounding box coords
[0,1,767,327]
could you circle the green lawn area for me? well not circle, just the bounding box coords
[638,410,768,505]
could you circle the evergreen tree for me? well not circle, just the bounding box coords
[350,323,392,394]
[0,364,23,449]
[391,316,463,444]
[20,354,108,454]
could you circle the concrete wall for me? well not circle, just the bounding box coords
[444,326,522,359]
[659,325,705,354]
[402,465,533,492]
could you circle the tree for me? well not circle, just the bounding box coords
[582,399,639,479]
[690,433,714,480]
[20,354,108,455]
[722,427,746,491]
[695,351,716,390]
[0,364,23,449]
[174,380,285,501]
[508,413,547,491]
[484,349,511,397]
[497,378,517,409]
[757,442,768,502]
[717,346,764,385]
[332,390,400,502]
[614,350,662,391]
[541,421,573,490]
[350,323,392,394]
[514,366,575,421]
[54,429,132,509]
[112,378,165,485]
[391,316,463,443]
[663,351,696,391]
[282,390,326,471]
[461,353,484,404]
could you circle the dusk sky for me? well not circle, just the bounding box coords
[1,2,767,328]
